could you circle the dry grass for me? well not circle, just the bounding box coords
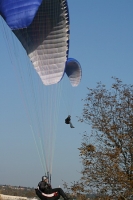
[0,195,3,200]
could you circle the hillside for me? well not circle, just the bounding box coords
[0,185,36,198]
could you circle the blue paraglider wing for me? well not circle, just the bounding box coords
[0,0,82,86]
[0,0,42,29]
[12,0,70,85]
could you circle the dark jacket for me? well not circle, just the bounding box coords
[38,181,52,194]
[65,116,71,124]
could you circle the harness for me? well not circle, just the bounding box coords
[35,187,58,200]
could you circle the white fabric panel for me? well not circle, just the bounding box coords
[29,0,69,85]
[65,58,82,87]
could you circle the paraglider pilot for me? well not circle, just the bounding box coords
[35,176,69,200]
[65,115,75,128]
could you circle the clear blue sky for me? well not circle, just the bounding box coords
[0,0,133,189]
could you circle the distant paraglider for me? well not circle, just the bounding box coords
[65,115,75,128]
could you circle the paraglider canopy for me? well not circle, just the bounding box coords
[0,0,43,29]
[0,0,82,86]
[0,0,82,180]
[65,58,82,87]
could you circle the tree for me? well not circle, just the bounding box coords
[69,78,133,199]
